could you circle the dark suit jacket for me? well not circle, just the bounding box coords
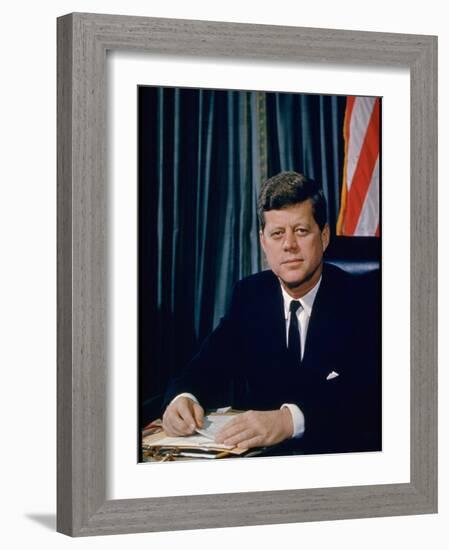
[163,262,381,455]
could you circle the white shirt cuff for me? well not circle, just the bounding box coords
[281,403,305,438]
[170,392,200,405]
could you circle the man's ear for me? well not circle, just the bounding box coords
[321,223,330,253]
[259,229,266,253]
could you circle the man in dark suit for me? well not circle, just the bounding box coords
[162,171,381,455]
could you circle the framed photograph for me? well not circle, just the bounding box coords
[57,13,437,536]
[138,85,382,462]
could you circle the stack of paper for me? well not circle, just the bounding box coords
[142,413,247,457]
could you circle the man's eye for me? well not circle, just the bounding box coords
[271,231,282,238]
[296,228,308,235]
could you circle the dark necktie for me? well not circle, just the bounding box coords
[288,300,302,365]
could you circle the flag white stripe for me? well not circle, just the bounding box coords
[346,97,376,191]
[354,156,380,236]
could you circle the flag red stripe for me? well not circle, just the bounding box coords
[343,98,380,235]
[336,97,356,235]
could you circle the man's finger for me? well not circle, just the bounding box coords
[163,412,188,436]
[163,417,183,437]
[192,403,204,428]
[163,403,195,435]
[215,417,246,443]
[222,428,254,447]
[170,412,190,435]
[176,400,197,432]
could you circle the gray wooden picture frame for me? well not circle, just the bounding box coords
[57,12,437,537]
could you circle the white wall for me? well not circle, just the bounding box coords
[0,0,446,547]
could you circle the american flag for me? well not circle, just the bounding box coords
[337,96,380,237]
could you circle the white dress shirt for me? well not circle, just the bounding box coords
[171,276,322,440]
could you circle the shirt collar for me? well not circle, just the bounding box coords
[280,276,322,320]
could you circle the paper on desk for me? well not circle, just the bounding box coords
[195,414,235,440]
[142,414,237,450]
[148,433,233,450]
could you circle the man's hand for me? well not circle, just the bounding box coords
[162,396,205,437]
[214,409,293,449]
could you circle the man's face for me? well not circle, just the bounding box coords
[260,200,330,297]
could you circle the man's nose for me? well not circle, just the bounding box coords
[282,230,298,250]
